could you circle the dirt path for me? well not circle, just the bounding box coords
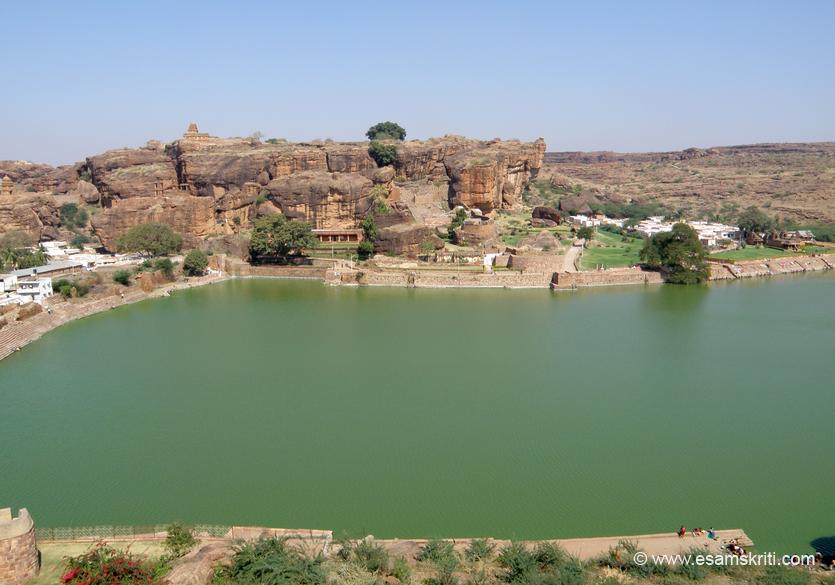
[563,242,583,272]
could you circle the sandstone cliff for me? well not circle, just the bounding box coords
[0,127,545,252]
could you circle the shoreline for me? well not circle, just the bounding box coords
[1,254,833,363]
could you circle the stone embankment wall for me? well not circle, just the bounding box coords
[709,254,835,279]
[327,268,554,288]
[0,508,39,585]
[552,267,664,289]
[225,262,328,280]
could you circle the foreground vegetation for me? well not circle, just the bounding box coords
[210,537,831,585]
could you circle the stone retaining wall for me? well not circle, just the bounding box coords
[0,508,39,585]
[328,269,554,289]
[552,267,664,289]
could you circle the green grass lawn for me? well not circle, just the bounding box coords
[710,247,797,261]
[28,541,167,585]
[580,230,643,270]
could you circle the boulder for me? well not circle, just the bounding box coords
[69,180,101,204]
[376,223,444,257]
[452,219,498,246]
[532,205,563,224]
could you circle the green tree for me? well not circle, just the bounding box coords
[576,226,595,240]
[112,270,131,286]
[59,203,89,229]
[640,223,709,284]
[183,249,209,276]
[447,207,467,240]
[0,232,48,271]
[366,121,406,141]
[164,523,197,558]
[357,216,378,260]
[116,223,183,256]
[368,141,397,166]
[737,205,775,234]
[249,215,316,259]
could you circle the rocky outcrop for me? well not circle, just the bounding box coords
[445,139,545,211]
[264,171,373,228]
[0,192,60,240]
[91,196,215,250]
[87,145,179,202]
[2,126,545,252]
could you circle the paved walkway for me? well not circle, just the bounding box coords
[553,529,753,559]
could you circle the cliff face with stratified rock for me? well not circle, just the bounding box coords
[0,127,545,254]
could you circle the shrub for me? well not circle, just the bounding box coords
[391,557,411,583]
[465,539,495,562]
[61,543,159,585]
[532,543,567,571]
[496,543,536,582]
[366,121,406,141]
[354,540,390,574]
[164,523,197,558]
[112,270,131,286]
[59,203,89,229]
[71,234,92,248]
[53,279,90,299]
[368,141,397,167]
[760,566,811,585]
[416,540,458,568]
[154,258,175,278]
[116,223,183,257]
[448,207,467,240]
[357,240,375,260]
[214,537,325,585]
[183,249,209,276]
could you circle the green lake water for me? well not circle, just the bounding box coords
[0,275,833,553]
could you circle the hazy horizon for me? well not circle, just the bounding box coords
[2,0,834,166]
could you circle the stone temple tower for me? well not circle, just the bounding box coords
[0,507,39,585]
[1,175,13,196]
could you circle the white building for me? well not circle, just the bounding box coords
[17,278,53,304]
[632,218,740,247]
[0,274,18,294]
[569,214,600,227]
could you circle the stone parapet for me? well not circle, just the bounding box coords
[0,508,39,585]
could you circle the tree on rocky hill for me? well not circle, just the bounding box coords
[249,215,315,260]
[366,121,406,141]
[116,223,183,257]
[368,141,398,167]
[640,223,708,284]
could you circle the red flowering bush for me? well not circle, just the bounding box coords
[61,543,158,585]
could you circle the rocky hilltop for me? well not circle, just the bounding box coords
[540,142,835,223]
[0,125,545,254]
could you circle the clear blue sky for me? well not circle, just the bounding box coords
[2,0,834,164]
